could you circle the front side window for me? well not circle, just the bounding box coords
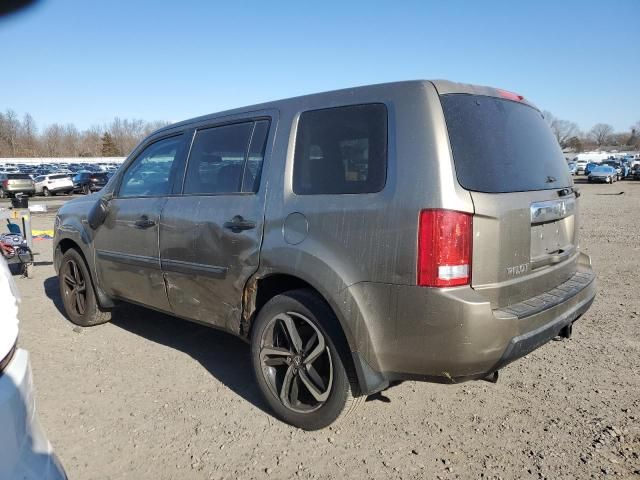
[183,120,270,195]
[293,104,388,195]
[118,135,184,198]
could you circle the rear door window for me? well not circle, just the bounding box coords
[183,120,269,195]
[293,104,387,195]
[441,95,572,193]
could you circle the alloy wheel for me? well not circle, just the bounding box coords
[259,312,333,413]
[61,258,88,316]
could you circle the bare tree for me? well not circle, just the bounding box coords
[589,123,614,147]
[0,109,21,156]
[42,124,64,156]
[543,111,579,148]
[61,124,80,156]
[19,113,39,157]
[78,125,104,157]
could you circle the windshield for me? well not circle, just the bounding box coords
[441,94,572,193]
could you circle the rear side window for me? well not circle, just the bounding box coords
[293,104,387,195]
[184,120,269,195]
[441,95,571,193]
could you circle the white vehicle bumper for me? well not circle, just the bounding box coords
[0,349,66,480]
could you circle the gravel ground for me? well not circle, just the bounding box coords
[11,180,640,479]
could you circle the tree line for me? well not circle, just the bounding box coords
[0,109,169,158]
[542,111,639,152]
[1,107,638,157]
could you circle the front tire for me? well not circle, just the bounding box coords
[250,289,364,430]
[58,249,111,326]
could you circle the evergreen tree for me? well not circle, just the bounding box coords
[101,132,119,156]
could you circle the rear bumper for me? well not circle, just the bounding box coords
[348,254,596,393]
[7,188,36,195]
[49,186,73,194]
[0,349,67,480]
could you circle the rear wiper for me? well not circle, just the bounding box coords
[546,176,557,183]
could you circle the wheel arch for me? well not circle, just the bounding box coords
[241,271,385,396]
[54,235,115,309]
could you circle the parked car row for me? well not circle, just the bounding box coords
[567,155,640,185]
[0,168,118,198]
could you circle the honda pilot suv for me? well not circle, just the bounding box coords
[53,80,596,430]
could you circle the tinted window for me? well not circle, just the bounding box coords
[50,174,67,180]
[184,122,254,194]
[7,174,32,180]
[34,176,44,182]
[293,104,387,195]
[119,135,183,198]
[441,95,572,193]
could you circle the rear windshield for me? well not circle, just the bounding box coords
[7,174,32,180]
[50,174,68,179]
[441,94,571,193]
[92,173,108,179]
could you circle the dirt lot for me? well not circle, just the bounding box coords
[10,180,640,479]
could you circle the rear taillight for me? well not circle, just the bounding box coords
[417,209,472,287]
[2,180,8,188]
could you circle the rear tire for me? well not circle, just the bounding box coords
[58,248,111,327]
[82,184,90,195]
[43,187,51,197]
[250,289,364,430]
[0,187,5,199]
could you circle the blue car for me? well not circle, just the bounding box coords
[584,162,599,176]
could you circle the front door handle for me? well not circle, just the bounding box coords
[223,215,256,233]
[134,216,156,229]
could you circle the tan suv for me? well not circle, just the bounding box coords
[0,173,35,198]
[54,80,596,429]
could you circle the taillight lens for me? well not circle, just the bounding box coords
[417,209,472,287]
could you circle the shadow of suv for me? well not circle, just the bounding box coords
[53,80,596,430]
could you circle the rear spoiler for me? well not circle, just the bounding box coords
[430,80,539,111]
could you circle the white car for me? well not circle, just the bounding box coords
[0,257,67,479]
[34,174,74,196]
[575,160,588,174]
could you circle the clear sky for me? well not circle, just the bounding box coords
[1,0,638,133]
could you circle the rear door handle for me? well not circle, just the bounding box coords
[134,216,156,229]
[223,215,256,233]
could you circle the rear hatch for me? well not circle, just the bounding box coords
[48,174,73,188]
[90,173,108,186]
[440,92,579,308]
[6,174,34,190]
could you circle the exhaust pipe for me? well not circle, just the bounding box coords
[559,323,573,339]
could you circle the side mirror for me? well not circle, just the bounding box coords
[87,195,111,229]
